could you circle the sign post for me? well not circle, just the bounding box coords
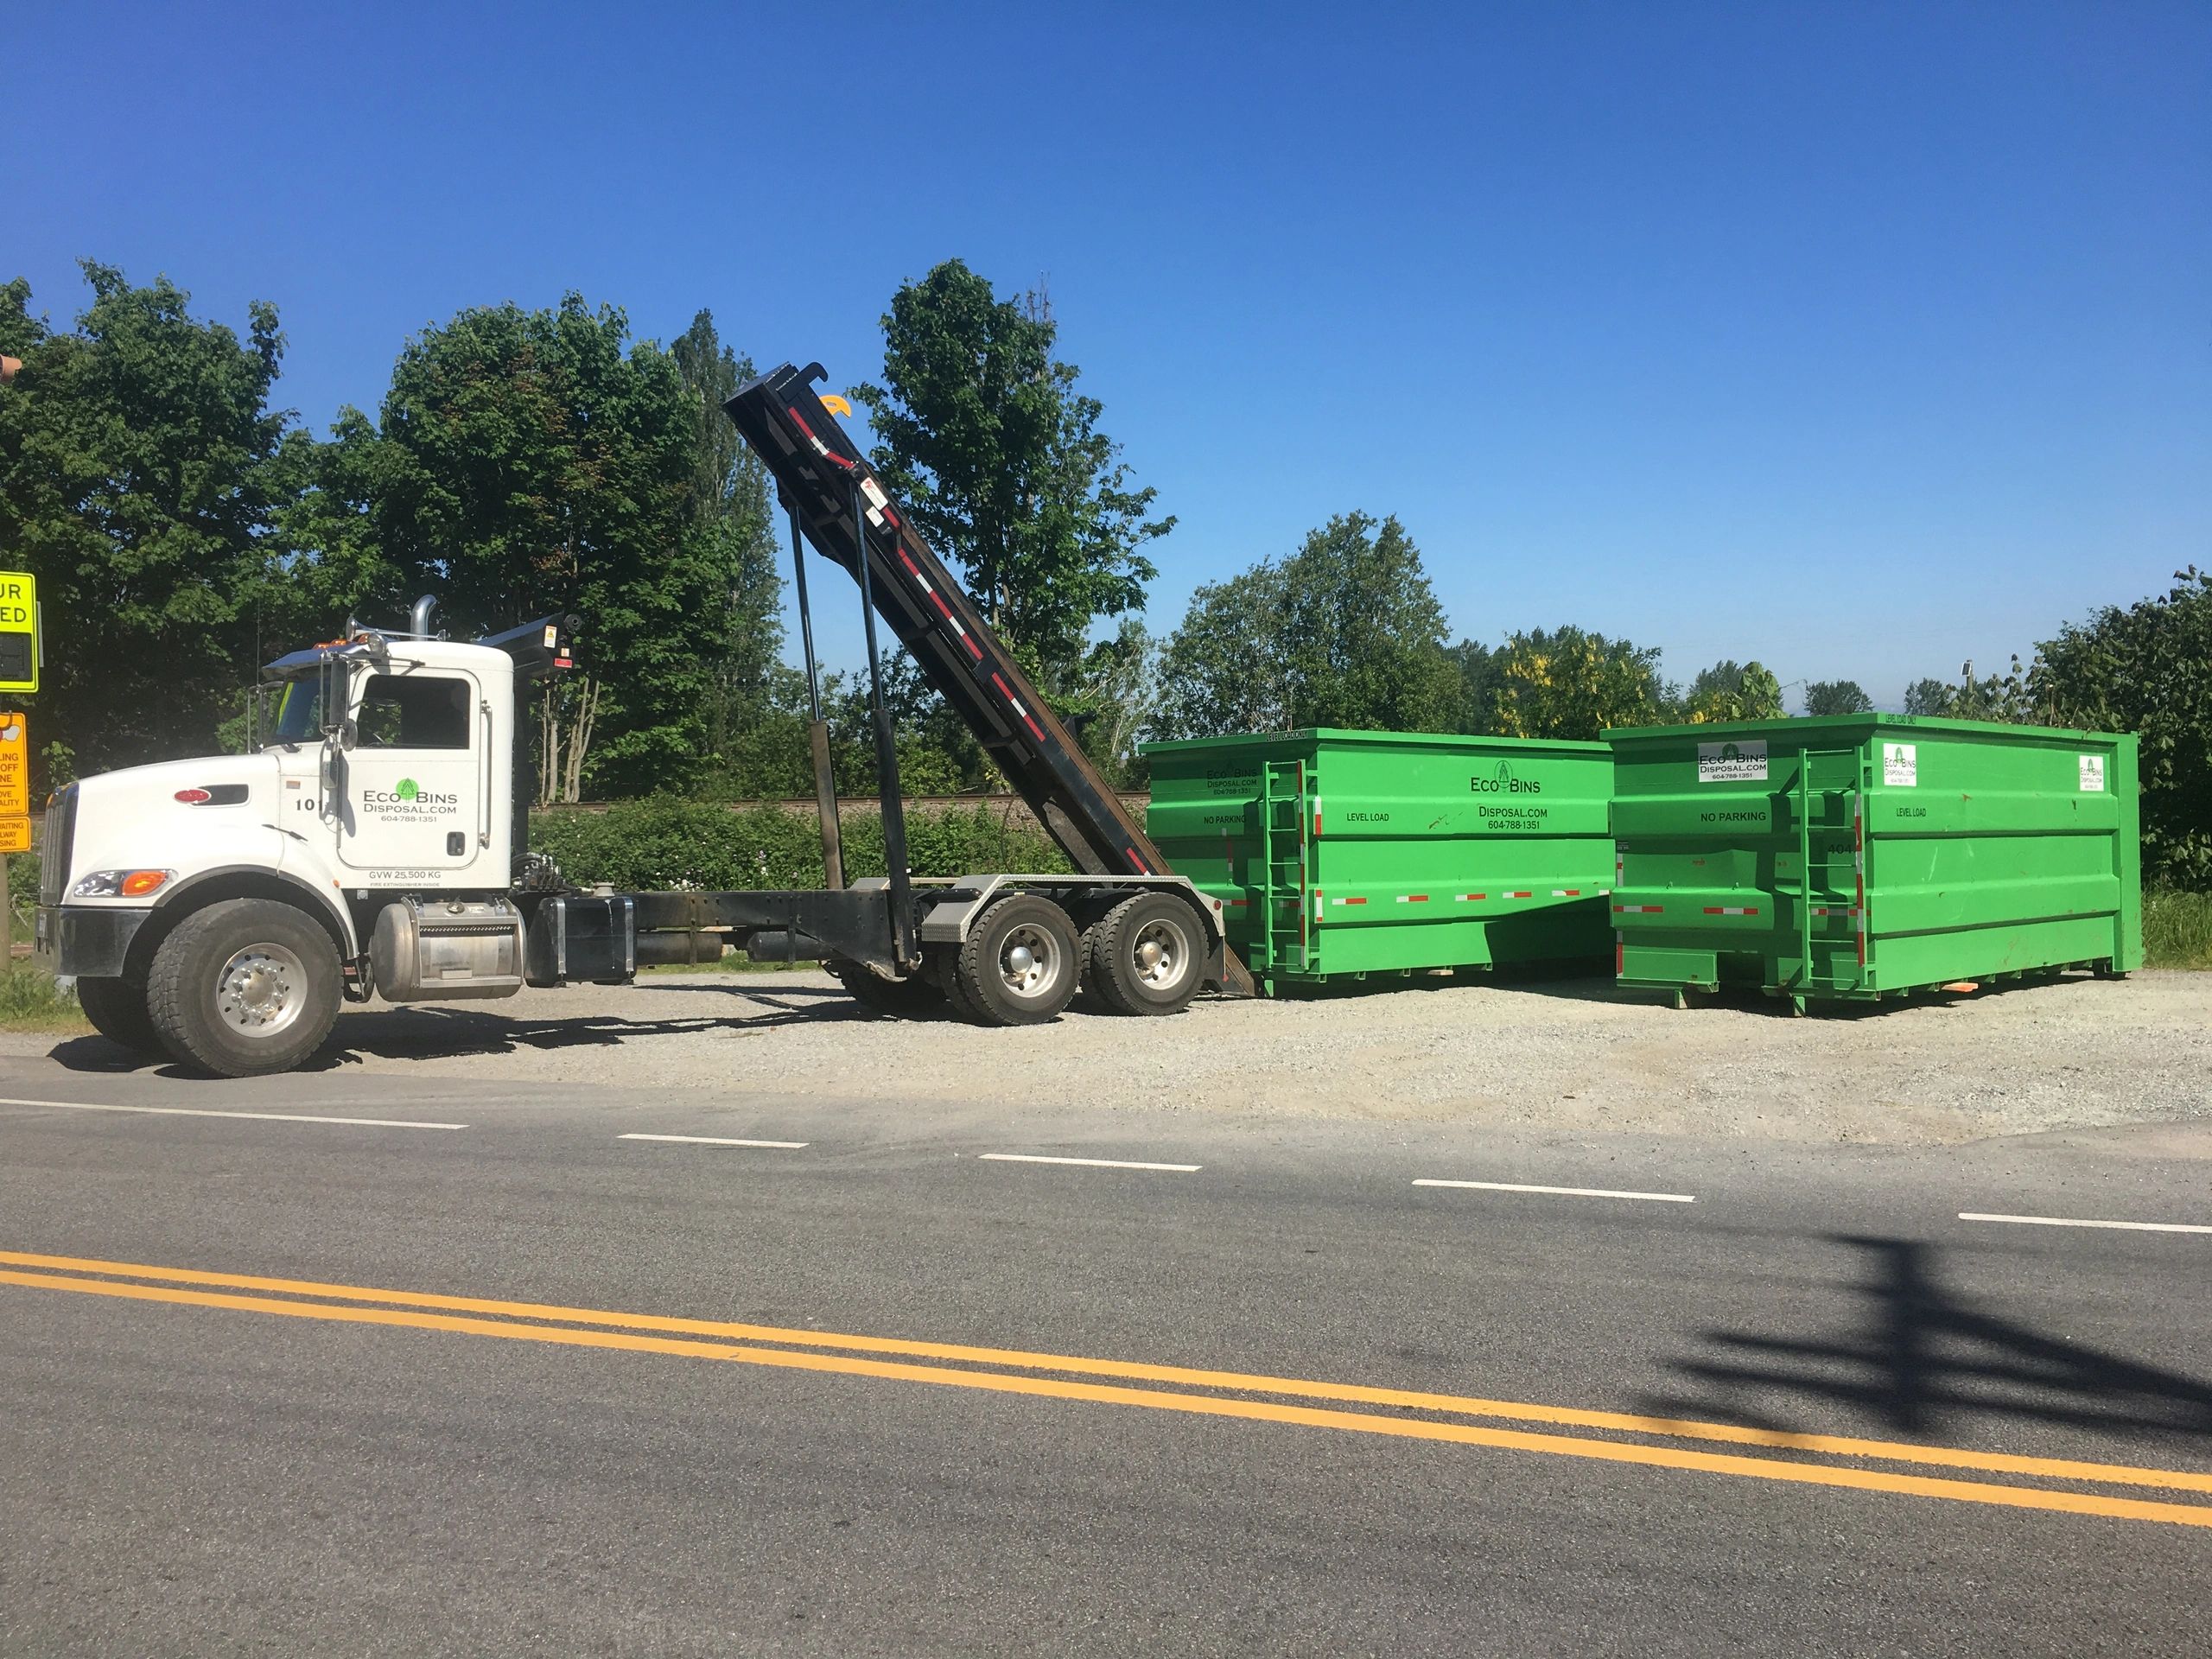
[0,713,25,968]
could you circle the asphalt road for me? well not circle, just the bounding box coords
[2,1055,2209,1656]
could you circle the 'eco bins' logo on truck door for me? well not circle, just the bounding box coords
[364,778,460,817]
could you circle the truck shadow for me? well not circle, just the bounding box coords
[1633,1233,2212,1452]
[42,983,928,1074]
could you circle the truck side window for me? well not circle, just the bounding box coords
[356,674,471,750]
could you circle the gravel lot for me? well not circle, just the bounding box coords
[22,968,2204,1146]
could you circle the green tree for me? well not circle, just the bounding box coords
[1448,639,1497,734]
[1903,677,1952,715]
[1488,626,1669,740]
[1157,513,1457,738]
[1902,658,2037,723]
[334,296,734,799]
[669,308,785,779]
[1803,678,1873,716]
[1278,513,1459,731]
[1683,658,1786,722]
[851,260,1171,678]
[1156,560,1292,738]
[0,264,293,778]
[2031,569,2212,887]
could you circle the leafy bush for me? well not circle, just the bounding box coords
[529,798,1071,891]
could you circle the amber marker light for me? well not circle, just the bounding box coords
[119,871,171,898]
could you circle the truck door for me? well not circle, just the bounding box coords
[338,668,486,876]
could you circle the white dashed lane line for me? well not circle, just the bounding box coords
[0,1097,467,1130]
[619,1134,810,1149]
[1414,1179,1696,1205]
[1961,1211,2212,1236]
[980,1153,1201,1173]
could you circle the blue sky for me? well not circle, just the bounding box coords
[8,2,2207,708]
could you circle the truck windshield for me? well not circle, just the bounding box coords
[267,677,327,745]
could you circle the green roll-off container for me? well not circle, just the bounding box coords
[1605,715,2141,1010]
[1142,729,1615,989]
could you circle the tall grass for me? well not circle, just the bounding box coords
[0,967,88,1031]
[2144,889,2212,969]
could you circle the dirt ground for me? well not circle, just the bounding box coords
[16,967,2204,1147]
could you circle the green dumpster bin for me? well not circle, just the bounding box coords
[1605,715,2141,1011]
[1142,729,1615,989]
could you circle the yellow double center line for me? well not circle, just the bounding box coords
[7,1248,2210,1529]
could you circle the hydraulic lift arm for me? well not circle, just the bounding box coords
[725,364,1169,881]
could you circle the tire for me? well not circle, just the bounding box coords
[146,899,343,1077]
[1088,893,1205,1017]
[1075,920,1116,1009]
[828,959,944,1018]
[75,976,163,1055]
[952,895,1081,1027]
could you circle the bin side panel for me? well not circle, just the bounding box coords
[1607,716,2139,1001]
[1146,731,1613,981]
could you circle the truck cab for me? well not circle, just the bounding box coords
[38,607,561,1075]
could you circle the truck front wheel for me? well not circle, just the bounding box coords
[76,976,162,1055]
[146,899,344,1077]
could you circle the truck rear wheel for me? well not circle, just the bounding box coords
[1088,893,1204,1017]
[953,895,1080,1027]
[146,899,344,1077]
[76,976,162,1055]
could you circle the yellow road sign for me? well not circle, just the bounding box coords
[0,715,23,817]
[0,573,35,694]
[0,817,27,855]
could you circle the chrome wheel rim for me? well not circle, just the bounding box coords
[216,943,307,1039]
[1131,918,1190,990]
[998,924,1062,1001]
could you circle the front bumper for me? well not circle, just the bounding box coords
[36,904,150,980]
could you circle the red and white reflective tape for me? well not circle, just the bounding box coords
[790,405,853,467]
[1332,896,1369,906]
[1552,888,1581,897]
[1508,890,1534,899]
[1455,893,1486,903]
[988,671,1046,741]
[1613,904,1664,914]
[1395,894,1431,904]
[896,549,985,661]
[1616,852,1625,887]
[1313,891,1324,924]
[1811,906,1864,918]
[1313,795,1323,838]
[1124,845,1150,874]
[1703,906,1760,917]
[1616,931,1625,975]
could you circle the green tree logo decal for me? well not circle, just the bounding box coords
[1495,760,1514,785]
[395,779,419,801]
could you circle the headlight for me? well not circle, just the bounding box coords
[69,869,174,899]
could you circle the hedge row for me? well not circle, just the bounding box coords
[528,799,1072,891]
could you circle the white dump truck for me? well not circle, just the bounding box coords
[36,365,1249,1076]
